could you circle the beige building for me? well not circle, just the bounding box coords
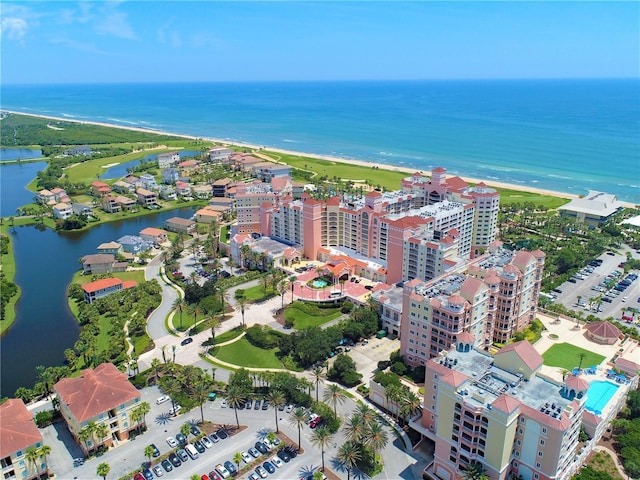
[54,363,141,454]
[0,399,48,480]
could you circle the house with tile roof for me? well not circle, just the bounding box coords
[139,227,168,245]
[52,202,73,219]
[54,363,142,454]
[0,399,48,480]
[81,254,128,274]
[82,277,137,304]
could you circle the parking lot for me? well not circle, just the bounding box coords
[550,250,639,322]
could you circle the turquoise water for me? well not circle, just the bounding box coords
[312,279,328,288]
[2,79,638,202]
[585,381,619,413]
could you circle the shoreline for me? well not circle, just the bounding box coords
[0,109,604,202]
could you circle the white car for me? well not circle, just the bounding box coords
[156,395,170,405]
[166,436,178,448]
[622,296,628,302]
[201,436,213,449]
[220,399,227,408]
[285,404,294,413]
[169,404,182,415]
[241,451,252,463]
[270,456,283,468]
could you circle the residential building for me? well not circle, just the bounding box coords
[101,195,121,214]
[192,184,213,199]
[0,399,48,480]
[115,195,137,211]
[157,152,180,169]
[81,254,127,274]
[400,244,545,366]
[139,174,158,190]
[97,241,123,256]
[558,191,626,227]
[370,283,404,338]
[52,202,73,219]
[235,186,276,234]
[112,180,135,194]
[64,145,92,156]
[91,181,111,197]
[414,340,584,480]
[82,277,137,303]
[136,188,158,207]
[178,160,200,176]
[139,227,168,245]
[254,163,292,182]
[209,147,233,161]
[195,207,222,225]
[37,189,56,205]
[208,197,235,213]
[158,185,177,201]
[161,168,180,185]
[175,181,191,197]
[212,177,233,197]
[116,235,152,254]
[54,363,142,453]
[72,203,93,216]
[164,217,195,234]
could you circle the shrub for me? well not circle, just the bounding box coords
[391,361,407,376]
[311,401,341,433]
[244,325,282,349]
[35,410,54,428]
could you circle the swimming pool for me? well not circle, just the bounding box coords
[312,279,328,288]
[585,381,619,414]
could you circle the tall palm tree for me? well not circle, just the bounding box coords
[96,462,111,480]
[355,403,376,428]
[25,447,41,479]
[310,425,333,472]
[94,423,109,451]
[226,386,246,428]
[135,402,151,432]
[365,421,389,459]
[189,305,202,332]
[337,442,361,480]
[343,413,365,443]
[163,377,182,416]
[399,391,422,424]
[77,425,93,453]
[267,389,286,433]
[311,366,325,403]
[150,358,162,381]
[191,377,211,423]
[288,407,308,451]
[277,278,290,310]
[233,452,243,472]
[323,383,346,417]
[144,445,156,465]
[172,298,186,330]
[38,444,52,476]
[237,295,246,327]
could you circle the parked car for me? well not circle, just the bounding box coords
[255,466,268,478]
[223,461,237,476]
[270,456,283,468]
[262,461,276,474]
[194,440,206,453]
[216,428,228,439]
[241,451,252,463]
[176,433,187,445]
[208,471,223,480]
[142,468,154,480]
[209,433,220,443]
[181,337,193,346]
[215,464,231,479]
[152,465,164,477]
[156,395,170,405]
[254,399,261,410]
[169,404,182,415]
[249,447,261,458]
[248,473,260,480]
[284,446,298,458]
[168,453,182,468]
[255,442,269,455]
[161,459,173,472]
[149,444,160,457]
[276,449,291,463]
[262,400,269,410]
[176,449,189,462]
[133,474,145,480]
[190,425,202,436]
[166,436,178,448]
[245,399,253,409]
[201,436,213,449]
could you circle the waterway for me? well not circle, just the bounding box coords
[0,147,43,162]
[0,161,47,217]
[0,206,195,397]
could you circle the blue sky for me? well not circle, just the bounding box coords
[1,1,638,84]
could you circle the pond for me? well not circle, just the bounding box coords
[0,161,47,217]
[101,150,204,179]
[0,207,195,397]
[0,148,43,162]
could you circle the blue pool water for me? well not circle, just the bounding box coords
[585,381,619,413]
[312,279,328,288]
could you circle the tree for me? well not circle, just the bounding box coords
[38,444,52,475]
[96,462,111,480]
[151,358,162,381]
[163,377,182,416]
[233,452,243,472]
[267,389,286,433]
[365,421,389,458]
[323,383,346,417]
[236,294,246,327]
[144,444,156,464]
[399,390,422,424]
[337,442,361,480]
[289,407,308,451]
[25,447,41,479]
[310,425,333,472]
[77,424,93,453]
[173,297,186,330]
[277,278,290,310]
[180,422,192,439]
[191,377,212,423]
[311,366,325,403]
[344,413,365,444]
[461,461,489,480]
[133,402,151,433]
[226,385,246,428]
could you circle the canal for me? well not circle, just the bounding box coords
[1,162,195,396]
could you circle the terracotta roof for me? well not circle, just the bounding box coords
[448,294,466,307]
[582,410,602,425]
[532,249,546,258]
[457,332,475,344]
[0,399,43,458]
[491,393,521,414]
[166,217,194,226]
[512,250,534,268]
[459,276,485,298]
[565,375,590,392]
[82,278,122,294]
[519,403,572,431]
[484,274,500,285]
[140,227,166,236]
[441,370,467,387]
[585,321,621,339]
[54,363,140,423]
[496,341,543,371]
[366,190,382,197]
[432,167,446,173]
[122,280,138,289]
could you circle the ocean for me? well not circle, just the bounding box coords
[2,79,639,203]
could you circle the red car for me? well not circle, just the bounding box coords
[309,416,322,428]
[133,474,145,480]
[208,472,223,480]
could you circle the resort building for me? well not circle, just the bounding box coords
[212,177,233,197]
[117,235,153,254]
[164,217,195,234]
[136,188,158,207]
[54,363,142,454]
[370,283,404,338]
[195,206,222,225]
[558,191,626,227]
[0,399,48,480]
[157,151,180,169]
[139,174,158,190]
[208,147,233,161]
[97,241,123,256]
[101,195,121,214]
[415,340,585,480]
[400,243,545,365]
[82,277,137,304]
[139,227,168,245]
[91,181,111,197]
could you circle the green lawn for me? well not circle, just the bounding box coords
[542,342,606,371]
[213,337,284,369]
[72,270,146,285]
[242,284,277,303]
[496,188,570,208]
[214,327,245,344]
[284,305,342,329]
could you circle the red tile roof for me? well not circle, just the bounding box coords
[0,399,43,458]
[565,375,590,392]
[496,340,543,371]
[491,393,521,414]
[54,363,140,423]
[441,370,467,387]
[585,321,621,339]
[457,332,475,344]
[82,278,122,294]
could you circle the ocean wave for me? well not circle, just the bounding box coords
[546,174,573,180]
[282,138,297,143]
[107,117,140,126]
[379,151,394,156]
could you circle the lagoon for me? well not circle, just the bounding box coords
[0,207,195,397]
[0,148,43,162]
[0,162,47,217]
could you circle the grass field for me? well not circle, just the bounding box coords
[214,327,245,344]
[71,270,146,285]
[242,284,277,303]
[542,342,606,371]
[284,305,342,329]
[213,337,284,369]
[495,188,571,208]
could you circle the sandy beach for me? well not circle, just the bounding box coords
[3,109,580,200]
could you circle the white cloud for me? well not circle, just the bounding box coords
[1,16,28,42]
[94,4,138,40]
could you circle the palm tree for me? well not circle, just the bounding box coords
[25,447,41,479]
[77,424,93,453]
[311,366,325,403]
[461,461,488,480]
[323,383,346,417]
[355,403,376,428]
[310,425,333,472]
[343,413,365,443]
[96,462,111,480]
[173,298,186,330]
[399,390,422,424]
[267,389,286,433]
[578,352,587,370]
[163,377,182,416]
[277,278,290,310]
[288,407,308,451]
[237,295,246,327]
[138,401,151,431]
[192,377,211,423]
[144,444,156,465]
[94,423,109,451]
[38,444,52,475]
[365,421,389,459]
[189,304,202,332]
[337,442,361,480]
[226,385,246,428]
[233,452,243,472]
[180,422,192,439]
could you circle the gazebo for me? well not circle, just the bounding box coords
[585,321,622,345]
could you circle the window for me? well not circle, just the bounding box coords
[540,439,545,446]
[542,427,547,434]
[536,463,541,469]
[534,475,539,480]
[538,451,543,457]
